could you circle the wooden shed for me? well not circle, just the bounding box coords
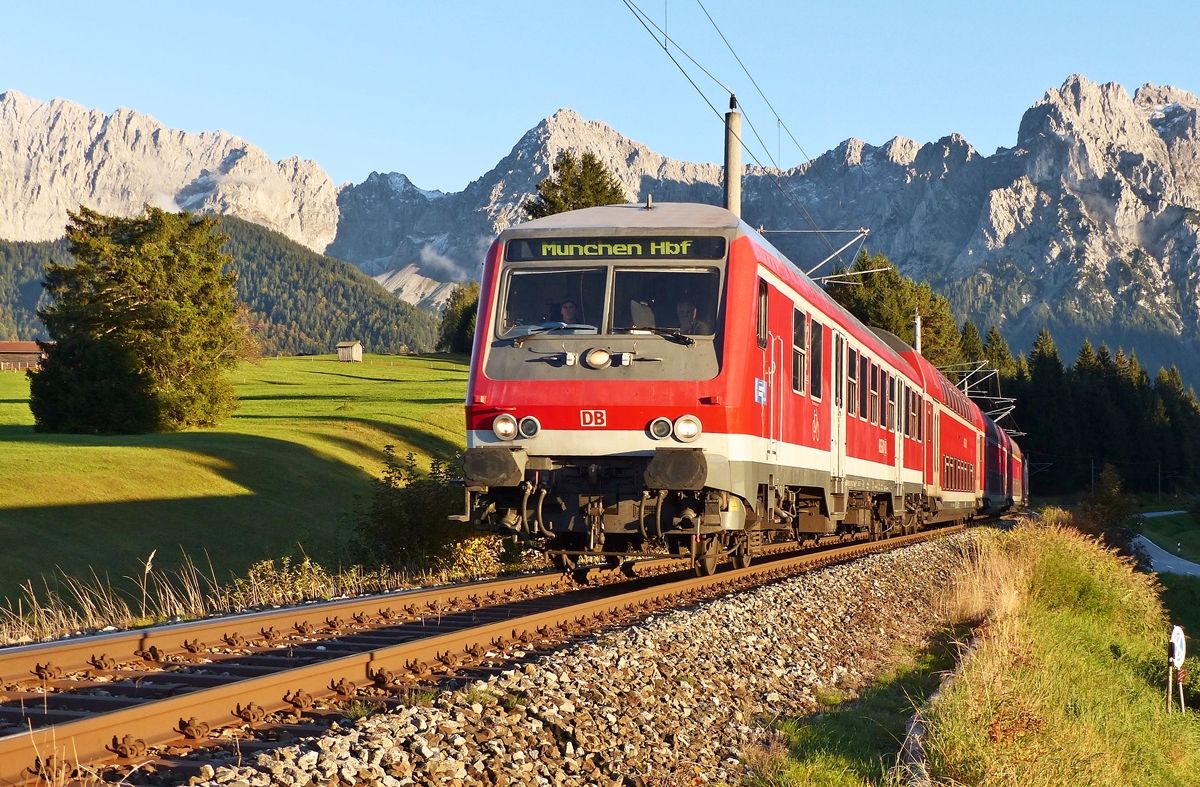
[337,341,363,363]
[0,341,46,371]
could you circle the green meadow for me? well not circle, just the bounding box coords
[0,354,468,602]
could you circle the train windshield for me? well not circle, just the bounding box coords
[610,268,720,336]
[498,267,607,337]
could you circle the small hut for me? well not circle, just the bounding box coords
[0,341,46,371]
[337,341,364,363]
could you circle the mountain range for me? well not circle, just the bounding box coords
[3,76,1200,376]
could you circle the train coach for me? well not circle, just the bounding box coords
[458,202,1025,574]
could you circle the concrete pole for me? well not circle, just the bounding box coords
[724,95,742,218]
[914,308,923,355]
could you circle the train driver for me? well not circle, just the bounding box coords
[675,299,710,334]
[559,299,579,324]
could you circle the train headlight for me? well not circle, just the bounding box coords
[518,416,541,439]
[492,413,518,441]
[584,348,612,369]
[648,417,673,440]
[673,414,702,442]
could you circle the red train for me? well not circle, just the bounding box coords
[459,203,1026,574]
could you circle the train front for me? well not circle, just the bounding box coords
[458,203,741,571]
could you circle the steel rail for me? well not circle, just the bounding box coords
[0,525,962,785]
[0,559,689,687]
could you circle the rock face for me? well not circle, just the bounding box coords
[372,264,457,313]
[339,77,1200,376]
[0,91,339,252]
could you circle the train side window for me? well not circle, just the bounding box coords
[869,364,879,425]
[834,335,844,408]
[810,321,824,399]
[902,385,909,437]
[756,279,768,349]
[847,349,858,416]
[888,375,896,432]
[791,309,807,394]
[879,370,888,428]
[859,355,869,418]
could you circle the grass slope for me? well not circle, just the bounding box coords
[0,354,467,601]
[927,520,1200,786]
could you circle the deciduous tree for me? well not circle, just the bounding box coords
[29,206,256,433]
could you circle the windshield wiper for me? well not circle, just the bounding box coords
[613,326,696,346]
[511,322,596,347]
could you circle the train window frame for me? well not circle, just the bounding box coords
[847,349,858,417]
[608,266,722,337]
[810,321,824,400]
[791,308,807,395]
[859,355,869,420]
[495,265,610,339]
[888,375,896,433]
[869,363,879,425]
[756,279,768,349]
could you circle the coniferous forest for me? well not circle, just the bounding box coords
[0,216,438,355]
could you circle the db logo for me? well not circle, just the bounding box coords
[580,409,607,427]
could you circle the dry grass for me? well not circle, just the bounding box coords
[924,510,1200,786]
[0,536,548,647]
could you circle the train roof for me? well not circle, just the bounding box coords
[513,202,738,232]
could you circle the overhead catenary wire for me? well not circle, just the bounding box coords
[693,0,853,217]
[620,0,850,267]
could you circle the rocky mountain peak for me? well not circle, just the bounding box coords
[0,90,338,252]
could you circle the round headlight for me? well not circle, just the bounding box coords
[518,416,541,439]
[648,417,673,440]
[492,413,518,441]
[584,348,612,369]
[673,414,702,442]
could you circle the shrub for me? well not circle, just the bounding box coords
[353,446,470,569]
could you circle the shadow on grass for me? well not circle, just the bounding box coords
[752,624,972,786]
[221,414,464,458]
[0,427,387,601]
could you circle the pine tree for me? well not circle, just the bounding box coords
[959,319,985,363]
[28,206,256,433]
[523,151,627,219]
[983,325,1017,378]
[1075,339,1101,374]
[436,281,481,354]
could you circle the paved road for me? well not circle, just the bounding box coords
[1135,509,1200,576]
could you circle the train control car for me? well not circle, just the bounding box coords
[458,202,1022,574]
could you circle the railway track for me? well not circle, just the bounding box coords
[0,525,964,785]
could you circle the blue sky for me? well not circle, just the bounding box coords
[4,1,1198,192]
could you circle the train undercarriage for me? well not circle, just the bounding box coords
[460,448,970,576]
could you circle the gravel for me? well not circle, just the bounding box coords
[190,532,973,787]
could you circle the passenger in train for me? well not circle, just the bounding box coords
[675,299,710,334]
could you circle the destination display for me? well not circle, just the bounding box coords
[505,236,727,262]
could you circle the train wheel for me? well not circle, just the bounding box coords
[731,536,752,570]
[694,536,721,577]
[549,554,578,571]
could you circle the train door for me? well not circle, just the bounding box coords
[756,278,784,462]
[831,332,846,482]
[893,379,903,490]
[927,400,938,492]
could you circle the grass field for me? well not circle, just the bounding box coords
[0,354,468,602]
[1141,512,1200,564]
